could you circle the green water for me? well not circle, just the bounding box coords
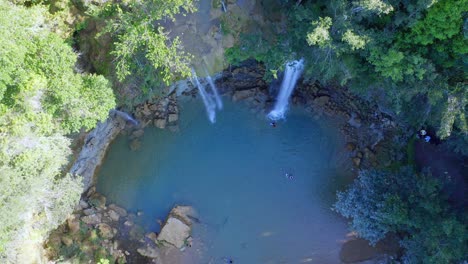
[97,99,352,263]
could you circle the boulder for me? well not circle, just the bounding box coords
[157,217,191,249]
[154,119,167,129]
[81,213,102,225]
[98,223,114,239]
[168,113,178,123]
[108,209,120,222]
[108,204,127,217]
[157,206,196,249]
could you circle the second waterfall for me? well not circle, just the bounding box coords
[268,59,304,121]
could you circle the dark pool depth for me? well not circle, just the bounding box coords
[97,98,352,263]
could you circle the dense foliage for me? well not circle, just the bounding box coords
[87,0,196,95]
[334,167,467,263]
[0,0,115,261]
[226,0,467,142]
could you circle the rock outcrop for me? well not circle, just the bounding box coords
[69,112,126,191]
[157,206,196,249]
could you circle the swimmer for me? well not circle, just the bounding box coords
[285,173,294,180]
[270,121,277,127]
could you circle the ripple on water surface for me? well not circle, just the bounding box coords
[97,99,352,263]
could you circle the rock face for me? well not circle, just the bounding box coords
[70,112,126,191]
[157,206,196,249]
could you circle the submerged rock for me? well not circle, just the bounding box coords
[154,118,167,129]
[137,244,160,258]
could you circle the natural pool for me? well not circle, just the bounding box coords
[97,98,352,263]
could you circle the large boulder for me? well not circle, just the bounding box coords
[157,218,190,249]
[157,206,196,249]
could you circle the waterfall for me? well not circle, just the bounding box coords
[192,69,222,123]
[267,59,304,121]
[206,75,223,110]
[111,109,139,126]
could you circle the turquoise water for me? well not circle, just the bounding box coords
[97,99,352,263]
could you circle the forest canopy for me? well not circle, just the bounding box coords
[0,0,114,261]
[226,0,467,141]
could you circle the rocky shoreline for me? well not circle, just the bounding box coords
[48,60,402,263]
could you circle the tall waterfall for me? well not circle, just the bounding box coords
[267,59,304,121]
[192,69,223,123]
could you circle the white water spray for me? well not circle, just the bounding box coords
[267,59,304,121]
[205,74,223,110]
[192,69,222,123]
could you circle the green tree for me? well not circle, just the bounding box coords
[0,1,115,261]
[334,167,467,263]
[89,0,197,95]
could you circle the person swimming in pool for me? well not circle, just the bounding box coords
[285,172,294,180]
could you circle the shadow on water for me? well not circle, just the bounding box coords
[97,98,353,263]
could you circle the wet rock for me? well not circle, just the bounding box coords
[109,204,127,217]
[98,223,114,239]
[168,113,178,123]
[81,214,102,225]
[154,118,167,129]
[108,209,120,222]
[232,89,255,101]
